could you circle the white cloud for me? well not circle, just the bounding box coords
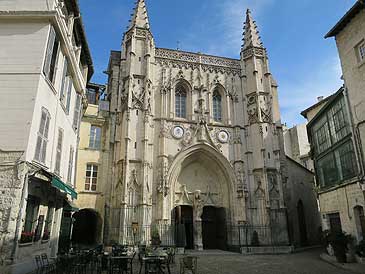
[279,56,343,127]
[208,0,274,57]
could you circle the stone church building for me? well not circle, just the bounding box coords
[104,0,295,251]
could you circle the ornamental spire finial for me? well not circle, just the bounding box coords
[242,9,264,51]
[128,0,150,30]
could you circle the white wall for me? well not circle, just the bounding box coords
[0,21,49,150]
[0,0,56,11]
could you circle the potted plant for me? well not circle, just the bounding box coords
[151,224,161,246]
[355,240,365,258]
[19,231,34,244]
[251,231,260,246]
[42,229,50,241]
[324,230,351,263]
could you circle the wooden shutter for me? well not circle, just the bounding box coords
[60,58,68,104]
[73,94,81,130]
[67,147,74,183]
[43,27,56,78]
[54,128,63,174]
[66,77,73,114]
[35,109,50,163]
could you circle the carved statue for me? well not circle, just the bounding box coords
[194,190,203,220]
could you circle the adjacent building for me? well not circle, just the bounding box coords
[303,0,365,243]
[72,83,110,248]
[0,1,93,273]
[283,123,313,171]
[305,88,365,241]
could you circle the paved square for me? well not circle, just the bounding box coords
[89,249,357,274]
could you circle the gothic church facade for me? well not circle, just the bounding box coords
[105,0,289,250]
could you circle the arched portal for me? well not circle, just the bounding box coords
[167,144,236,250]
[72,209,102,247]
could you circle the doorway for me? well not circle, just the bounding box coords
[354,206,365,240]
[173,205,194,249]
[72,209,102,247]
[202,206,227,250]
[297,200,308,246]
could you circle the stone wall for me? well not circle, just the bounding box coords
[0,151,26,274]
[284,157,321,246]
[319,181,365,241]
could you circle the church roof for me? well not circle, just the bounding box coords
[128,0,150,30]
[242,9,264,50]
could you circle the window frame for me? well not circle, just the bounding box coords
[175,84,187,119]
[85,164,98,192]
[89,125,102,150]
[212,89,223,122]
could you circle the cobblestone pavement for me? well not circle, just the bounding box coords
[161,249,356,274]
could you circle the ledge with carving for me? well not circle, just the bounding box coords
[155,48,241,76]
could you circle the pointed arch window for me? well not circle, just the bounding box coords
[213,89,222,122]
[175,84,187,118]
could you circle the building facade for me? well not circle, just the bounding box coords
[306,88,365,242]
[304,0,365,243]
[72,83,110,248]
[104,0,290,251]
[0,1,93,273]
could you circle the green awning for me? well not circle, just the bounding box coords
[52,177,78,199]
[64,199,79,212]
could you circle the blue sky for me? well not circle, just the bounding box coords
[79,0,355,126]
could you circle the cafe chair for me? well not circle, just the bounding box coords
[180,256,197,274]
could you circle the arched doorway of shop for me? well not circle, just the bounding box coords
[72,208,102,248]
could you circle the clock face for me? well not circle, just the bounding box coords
[217,130,229,143]
[172,126,184,139]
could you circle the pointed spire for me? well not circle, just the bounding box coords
[128,0,150,30]
[242,9,264,50]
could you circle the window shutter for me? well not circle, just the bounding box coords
[44,113,50,139]
[66,77,73,114]
[34,136,42,162]
[54,129,63,174]
[60,59,68,104]
[35,109,50,163]
[43,27,56,78]
[73,95,81,130]
[67,147,74,183]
